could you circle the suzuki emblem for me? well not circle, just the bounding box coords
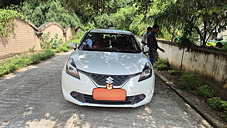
[106,77,113,89]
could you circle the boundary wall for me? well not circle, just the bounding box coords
[157,40,227,99]
[0,18,75,59]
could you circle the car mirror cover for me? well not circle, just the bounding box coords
[143,46,149,52]
[69,42,77,49]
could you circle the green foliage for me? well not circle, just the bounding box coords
[30,54,42,64]
[69,31,86,44]
[0,1,22,8]
[222,44,227,51]
[129,14,148,35]
[0,50,55,77]
[81,22,96,31]
[4,54,32,69]
[221,101,227,121]
[0,55,32,76]
[111,5,137,31]
[30,50,55,64]
[221,110,227,121]
[56,43,69,53]
[154,59,170,70]
[207,97,224,111]
[0,64,15,76]
[4,0,227,48]
[75,31,86,41]
[195,85,217,98]
[40,32,63,50]
[207,98,227,121]
[153,0,227,46]
[94,14,114,29]
[0,9,23,37]
[29,45,36,52]
[159,27,179,42]
[174,30,197,49]
[18,0,81,28]
[63,0,132,23]
[221,101,227,111]
[144,0,175,39]
[179,72,203,90]
[167,70,182,76]
[91,3,150,35]
[14,55,32,67]
[54,31,86,53]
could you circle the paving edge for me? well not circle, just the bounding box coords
[155,71,226,128]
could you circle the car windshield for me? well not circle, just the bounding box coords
[78,32,141,53]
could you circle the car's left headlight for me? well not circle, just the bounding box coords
[139,62,152,82]
[66,58,80,79]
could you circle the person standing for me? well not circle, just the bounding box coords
[147,24,165,64]
[141,27,152,45]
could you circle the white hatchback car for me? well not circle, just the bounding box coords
[62,29,155,107]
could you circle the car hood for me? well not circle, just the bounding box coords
[70,50,150,75]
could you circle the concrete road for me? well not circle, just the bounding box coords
[0,52,210,128]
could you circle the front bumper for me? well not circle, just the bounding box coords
[61,69,155,107]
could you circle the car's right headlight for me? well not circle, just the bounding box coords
[66,58,80,79]
[138,62,152,82]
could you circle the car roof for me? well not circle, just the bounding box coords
[89,29,133,35]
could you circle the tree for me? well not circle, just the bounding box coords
[3,0,163,32]
[154,0,227,46]
[17,0,81,27]
[0,0,25,8]
[112,5,137,30]
[94,14,114,29]
[0,9,23,37]
[60,0,133,23]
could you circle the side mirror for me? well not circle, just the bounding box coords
[69,42,77,50]
[143,45,149,52]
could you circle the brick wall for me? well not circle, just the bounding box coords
[0,18,75,59]
[39,22,65,42]
[65,26,75,42]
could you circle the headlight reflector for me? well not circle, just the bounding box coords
[139,62,152,81]
[66,58,80,79]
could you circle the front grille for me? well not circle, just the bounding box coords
[79,70,139,87]
[71,91,146,105]
[84,94,134,105]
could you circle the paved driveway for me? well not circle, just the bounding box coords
[0,52,210,128]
